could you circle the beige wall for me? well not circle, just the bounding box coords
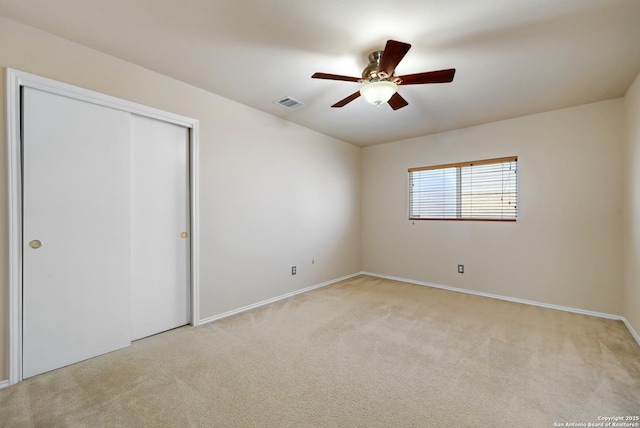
[623,72,640,336]
[0,17,361,381]
[362,99,625,315]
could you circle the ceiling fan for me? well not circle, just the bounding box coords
[312,40,455,110]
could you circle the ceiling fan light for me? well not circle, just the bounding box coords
[360,81,398,106]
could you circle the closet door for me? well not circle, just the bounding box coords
[22,87,132,378]
[130,115,190,341]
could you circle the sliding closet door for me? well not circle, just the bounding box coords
[22,87,132,378]
[130,115,190,341]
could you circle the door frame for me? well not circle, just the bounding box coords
[5,68,201,385]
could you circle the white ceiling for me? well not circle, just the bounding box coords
[1,0,639,146]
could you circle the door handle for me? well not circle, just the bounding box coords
[29,240,43,249]
[180,232,188,239]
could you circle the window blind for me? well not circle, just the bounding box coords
[408,156,518,221]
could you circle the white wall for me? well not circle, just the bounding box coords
[0,17,361,381]
[623,72,640,336]
[362,99,625,315]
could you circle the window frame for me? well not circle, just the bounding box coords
[408,156,518,222]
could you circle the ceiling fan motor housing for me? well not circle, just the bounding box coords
[361,51,401,83]
[361,51,383,81]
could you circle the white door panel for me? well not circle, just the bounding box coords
[22,88,132,378]
[130,114,190,341]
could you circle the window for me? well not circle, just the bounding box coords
[408,156,518,221]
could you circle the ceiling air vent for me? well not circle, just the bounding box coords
[274,96,304,110]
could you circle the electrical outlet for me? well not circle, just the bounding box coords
[292,266,296,275]
[458,264,464,274]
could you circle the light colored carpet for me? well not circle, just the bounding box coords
[1,275,639,427]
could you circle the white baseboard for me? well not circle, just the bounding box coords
[196,270,640,349]
[622,317,640,347]
[363,271,628,320]
[365,271,640,347]
[198,272,362,325]
[0,379,9,389]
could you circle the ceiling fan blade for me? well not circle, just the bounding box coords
[388,92,409,110]
[331,91,361,108]
[312,72,360,82]
[378,40,412,76]
[398,68,456,85]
